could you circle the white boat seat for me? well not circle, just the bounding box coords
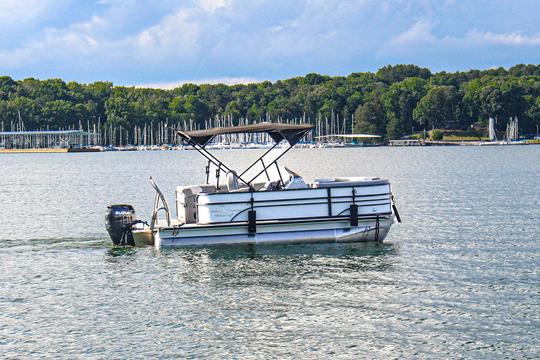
[176,184,217,224]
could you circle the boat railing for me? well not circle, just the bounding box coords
[150,177,171,229]
[196,184,393,225]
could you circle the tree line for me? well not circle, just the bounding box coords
[1,63,540,139]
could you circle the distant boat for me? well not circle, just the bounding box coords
[480,116,528,146]
[479,117,503,145]
[505,116,519,142]
[488,117,497,141]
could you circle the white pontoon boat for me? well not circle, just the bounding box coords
[105,123,400,249]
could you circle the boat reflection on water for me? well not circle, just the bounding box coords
[163,241,397,261]
[184,244,397,292]
[106,246,139,259]
[105,240,398,277]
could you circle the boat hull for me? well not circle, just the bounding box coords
[155,215,393,248]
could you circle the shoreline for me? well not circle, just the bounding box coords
[1,140,539,154]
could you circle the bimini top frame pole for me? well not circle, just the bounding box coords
[177,122,312,148]
[177,122,312,188]
[179,135,254,189]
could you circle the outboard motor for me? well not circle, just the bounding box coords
[105,204,136,246]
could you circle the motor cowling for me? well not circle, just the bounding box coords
[105,204,136,246]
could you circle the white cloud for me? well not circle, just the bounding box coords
[389,20,436,46]
[0,4,203,71]
[385,20,540,55]
[466,30,540,46]
[73,15,105,32]
[0,28,100,68]
[197,0,230,13]
[134,9,200,60]
[2,0,540,82]
[0,0,57,27]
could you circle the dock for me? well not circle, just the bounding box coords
[0,148,69,153]
[0,129,99,154]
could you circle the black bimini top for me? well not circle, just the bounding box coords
[177,122,313,147]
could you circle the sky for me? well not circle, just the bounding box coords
[1,0,540,87]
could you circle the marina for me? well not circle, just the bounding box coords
[1,103,538,153]
[0,130,100,153]
[1,121,538,153]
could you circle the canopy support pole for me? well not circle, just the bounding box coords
[237,142,279,179]
[177,124,312,189]
[182,137,253,190]
[275,162,284,185]
[205,160,211,184]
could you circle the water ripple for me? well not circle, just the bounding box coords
[1,147,539,358]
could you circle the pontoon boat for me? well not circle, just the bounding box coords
[105,123,401,249]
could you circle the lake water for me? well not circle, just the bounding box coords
[1,147,539,358]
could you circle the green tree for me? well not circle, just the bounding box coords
[413,86,461,129]
[431,129,444,140]
[0,76,16,100]
[525,95,540,135]
[42,100,76,128]
[1,64,540,137]
[376,64,431,84]
[354,99,387,135]
[383,77,428,139]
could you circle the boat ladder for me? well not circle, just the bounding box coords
[149,177,171,230]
